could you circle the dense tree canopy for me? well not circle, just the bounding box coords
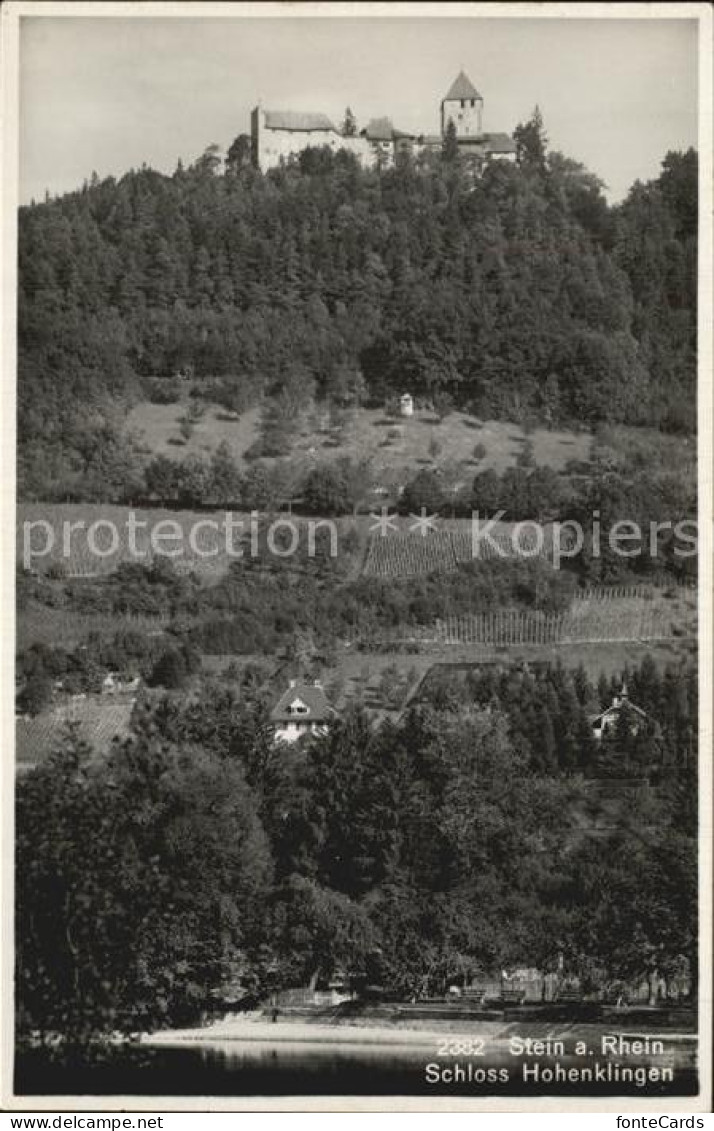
[17,138,697,500]
[16,655,697,1042]
[15,116,699,1055]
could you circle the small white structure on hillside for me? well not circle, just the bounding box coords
[400,393,414,418]
[102,672,141,696]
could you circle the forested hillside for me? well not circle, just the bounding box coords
[17,656,697,1039]
[15,113,700,1052]
[17,118,697,500]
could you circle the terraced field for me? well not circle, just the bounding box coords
[18,504,361,580]
[354,585,695,648]
[16,698,136,772]
[19,504,229,577]
[363,524,550,577]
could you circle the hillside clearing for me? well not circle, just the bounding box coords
[125,400,593,475]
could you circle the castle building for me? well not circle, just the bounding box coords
[250,70,516,173]
[441,69,484,138]
[441,70,517,162]
[250,107,371,171]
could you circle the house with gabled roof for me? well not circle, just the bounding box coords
[270,679,337,744]
[590,685,649,742]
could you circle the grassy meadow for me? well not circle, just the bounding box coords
[125,398,594,476]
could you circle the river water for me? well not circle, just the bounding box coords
[15,1036,698,1098]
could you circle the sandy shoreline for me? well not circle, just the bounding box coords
[141,1017,698,1051]
[142,1019,491,1048]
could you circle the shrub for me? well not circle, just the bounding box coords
[516,439,535,469]
[303,464,350,515]
[432,390,454,422]
[383,396,400,420]
[17,673,53,717]
[400,469,446,514]
[148,645,198,689]
[471,469,503,516]
[148,379,180,405]
[243,439,266,462]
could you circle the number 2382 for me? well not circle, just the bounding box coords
[437,1038,485,1057]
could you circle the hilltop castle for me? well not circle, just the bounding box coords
[251,69,516,173]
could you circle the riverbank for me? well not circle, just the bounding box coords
[143,1016,485,1048]
[141,1014,698,1051]
[18,1013,698,1098]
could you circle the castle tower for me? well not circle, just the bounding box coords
[441,70,483,139]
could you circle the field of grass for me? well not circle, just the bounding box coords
[323,651,435,714]
[125,399,593,477]
[126,401,264,461]
[339,637,695,696]
[16,603,170,651]
[306,635,696,724]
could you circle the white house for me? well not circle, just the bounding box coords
[270,680,336,744]
[590,685,649,741]
[102,672,141,696]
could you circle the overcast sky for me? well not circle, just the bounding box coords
[19,14,698,204]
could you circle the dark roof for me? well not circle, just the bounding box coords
[264,110,336,132]
[590,699,648,726]
[455,133,517,154]
[444,70,481,102]
[270,682,335,724]
[364,117,396,142]
[481,132,517,154]
[452,137,489,150]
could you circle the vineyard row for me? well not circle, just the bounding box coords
[363,530,547,577]
[352,604,680,647]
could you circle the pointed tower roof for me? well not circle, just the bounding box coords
[444,70,482,102]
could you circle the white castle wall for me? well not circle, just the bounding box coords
[250,102,513,174]
[252,108,378,172]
